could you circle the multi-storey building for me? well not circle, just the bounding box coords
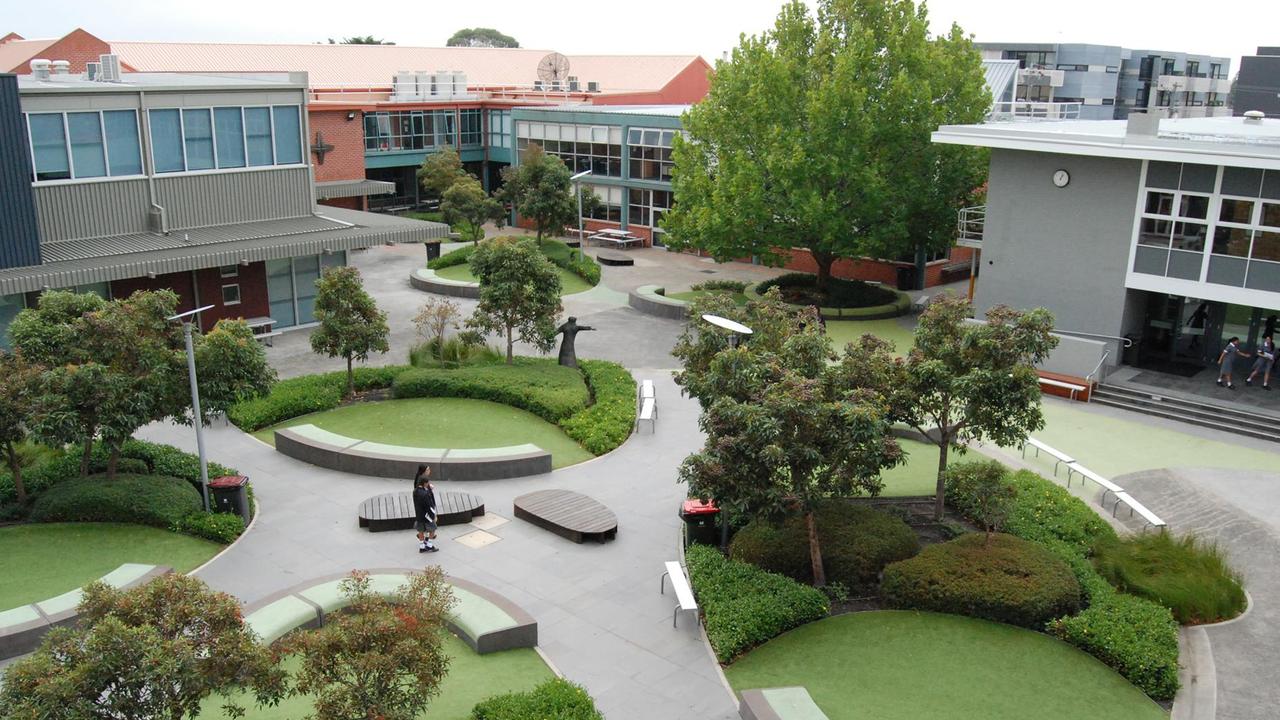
[1234,47,1280,118]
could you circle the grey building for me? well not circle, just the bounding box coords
[1234,47,1280,118]
[979,43,1231,120]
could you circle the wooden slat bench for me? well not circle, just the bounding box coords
[513,489,618,543]
[357,490,485,532]
[660,561,698,629]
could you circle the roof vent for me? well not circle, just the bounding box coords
[50,60,70,76]
[29,58,51,81]
[1244,110,1266,123]
[98,53,121,82]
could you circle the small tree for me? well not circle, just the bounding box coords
[289,569,454,720]
[417,147,468,199]
[0,352,43,503]
[414,296,462,351]
[467,237,562,364]
[446,27,520,48]
[310,266,390,397]
[194,319,277,421]
[441,176,505,244]
[331,35,394,45]
[498,144,578,245]
[946,461,1016,543]
[0,574,285,720]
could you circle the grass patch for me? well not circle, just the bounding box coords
[725,611,1167,720]
[429,238,599,294]
[824,319,916,357]
[1094,532,1246,625]
[878,439,941,496]
[0,523,221,610]
[201,634,553,720]
[255,398,594,469]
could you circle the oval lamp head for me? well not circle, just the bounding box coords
[701,314,754,335]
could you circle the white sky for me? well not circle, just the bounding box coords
[4,0,1274,70]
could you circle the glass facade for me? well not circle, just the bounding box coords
[627,127,677,182]
[460,109,482,148]
[364,110,457,152]
[26,110,142,181]
[488,110,511,149]
[265,252,347,328]
[516,121,623,176]
[149,105,304,173]
[584,184,623,222]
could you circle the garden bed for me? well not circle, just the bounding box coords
[428,238,600,296]
[752,273,912,319]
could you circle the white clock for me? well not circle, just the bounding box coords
[1052,169,1071,188]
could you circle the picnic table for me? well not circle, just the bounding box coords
[245,316,281,345]
[589,228,643,250]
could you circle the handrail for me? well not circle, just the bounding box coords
[1055,330,1133,348]
[988,101,1081,122]
[1084,350,1110,401]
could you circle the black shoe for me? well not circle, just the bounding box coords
[1228,384,1237,390]
[418,545,430,553]
[1266,385,1272,391]
[1246,378,1253,386]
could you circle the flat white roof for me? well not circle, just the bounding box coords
[18,71,306,93]
[519,104,690,117]
[933,115,1280,170]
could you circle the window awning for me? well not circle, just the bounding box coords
[315,179,397,200]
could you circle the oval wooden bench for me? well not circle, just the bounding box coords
[0,563,172,660]
[275,424,552,481]
[513,489,618,544]
[358,490,485,532]
[241,570,537,654]
[596,250,635,267]
[409,268,480,299]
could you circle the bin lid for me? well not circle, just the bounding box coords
[208,475,248,489]
[682,498,719,515]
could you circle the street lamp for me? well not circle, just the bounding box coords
[168,304,215,513]
[700,313,754,549]
[570,169,592,245]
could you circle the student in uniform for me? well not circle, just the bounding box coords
[1217,337,1251,390]
[413,465,438,553]
[1246,334,1276,390]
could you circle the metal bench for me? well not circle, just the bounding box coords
[1112,492,1168,532]
[637,397,657,433]
[660,561,699,629]
[1020,437,1075,476]
[1067,463,1124,506]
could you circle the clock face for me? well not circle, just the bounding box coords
[1053,170,1071,188]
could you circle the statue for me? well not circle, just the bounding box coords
[555,316,595,368]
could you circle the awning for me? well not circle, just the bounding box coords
[315,179,397,200]
[0,207,447,296]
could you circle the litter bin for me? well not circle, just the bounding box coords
[208,475,251,526]
[680,499,720,547]
[895,266,917,291]
[1123,334,1141,366]
[424,242,441,262]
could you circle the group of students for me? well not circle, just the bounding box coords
[1217,334,1277,390]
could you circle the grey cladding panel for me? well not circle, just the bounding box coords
[33,180,151,242]
[0,75,41,268]
[156,167,312,229]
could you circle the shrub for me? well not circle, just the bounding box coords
[540,239,601,286]
[1094,532,1246,624]
[410,336,502,369]
[756,272,898,309]
[685,543,829,663]
[471,679,603,720]
[428,244,476,270]
[1049,591,1181,701]
[691,279,749,293]
[559,360,636,455]
[730,502,918,593]
[392,359,589,423]
[881,533,1082,629]
[227,366,409,431]
[945,461,1016,538]
[174,511,245,544]
[30,474,202,527]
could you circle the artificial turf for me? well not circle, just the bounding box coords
[724,611,1167,720]
[667,289,751,305]
[434,262,594,296]
[878,439,943,497]
[823,318,917,357]
[254,397,595,469]
[0,523,222,611]
[202,633,553,720]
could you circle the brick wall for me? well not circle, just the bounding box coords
[5,29,114,74]
[782,246,977,288]
[308,109,367,183]
[109,262,271,332]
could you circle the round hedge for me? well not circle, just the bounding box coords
[30,474,202,528]
[881,533,1082,629]
[730,502,919,593]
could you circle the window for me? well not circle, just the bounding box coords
[1005,50,1052,69]
[1162,59,1175,75]
[1101,98,1115,106]
[584,184,622,222]
[1055,64,1088,71]
[1016,84,1052,102]
[182,109,215,171]
[220,265,239,278]
[27,114,72,181]
[221,284,241,305]
[214,108,246,168]
[149,109,184,173]
[272,106,302,165]
[1186,61,1200,77]
[488,110,511,149]
[66,112,106,178]
[1210,62,1222,79]
[627,127,677,182]
[629,188,651,226]
[148,105,300,173]
[515,121,623,177]
[103,110,142,176]
[363,110,459,153]
[460,109,482,147]
[245,107,274,166]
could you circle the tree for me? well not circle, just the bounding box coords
[446,28,519,48]
[414,295,462,353]
[329,35,394,45]
[194,319,277,420]
[675,290,902,586]
[441,176,505,244]
[310,266,390,397]
[0,352,43,503]
[466,237,562,364]
[888,295,1057,519]
[0,574,285,720]
[947,461,1017,543]
[661,0,990,289]
[288,569,454,720]
[417,147,468,199]
[498,144,578,245]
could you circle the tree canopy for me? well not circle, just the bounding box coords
[193,319,277,420]
[417,147,469,198]
[329,36,394,45]
[498,144,580,244]
[0,352,42,503]
[442,176,505,244]
[466,237,562,363]
[661,0,990,288]
[310,266,390,396]
[446,28,519,48]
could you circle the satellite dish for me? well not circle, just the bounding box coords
[537,52,571,84]
[701,314,754,336]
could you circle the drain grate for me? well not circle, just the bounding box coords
[700,269,717,274]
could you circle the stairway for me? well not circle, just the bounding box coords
[1091,383,1280,443]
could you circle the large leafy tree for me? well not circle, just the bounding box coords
[0,352,43,503]
[417,147,468,199]
[194,319,277,420]
[329,36,394,45]
[662,0,990,288]
[675,291,901,586]
[289,569,454,720]
[498,144,578,245]
[0,574,285,720]
[310,266,390,397]
[466,237,562,363]
[442,176,505,244]
[446,28,519,48]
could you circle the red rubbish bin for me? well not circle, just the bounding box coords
[208,475,251,526]
[679,499,720,547]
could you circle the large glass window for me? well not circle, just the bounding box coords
[363,110,459,153]
[182,109,215,171]
[103,110,142,176]
[629,188,651,226]
[265,258,296,328]
[516,121,623,176]
[460,109,482,148]
[245,107,274,167]
[293,255,322,325]
[272,106,302,165]
[627,127,677,182]
[66,112,107,178]
[214,108,246,168]
[584,184,622,222]
[488,110,511,149]
[148,109,185,173]
[28,113,70,181]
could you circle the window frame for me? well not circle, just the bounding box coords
[221,283,242,306]
[26,110,146,184]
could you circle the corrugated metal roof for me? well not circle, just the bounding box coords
[315,179,396,200]
[523,104,691,117]
[982,59,1019,106]
[108,41,702,93]
[0,38,55,73]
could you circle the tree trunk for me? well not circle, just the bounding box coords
[934,434,951,521]
[805,509,826,587]
[80,439,94,478]
[506,326,514,365]
[106,447,120,480]
[6,442,25,504]
[812,251,835,291]
[346,355,355,398]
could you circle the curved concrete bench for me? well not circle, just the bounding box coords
[275,424,552,481]
[738,687,829,720]
[242,570,537,654]
[410,267,480,299]
[628,285,690,320]
[0,563,171,660]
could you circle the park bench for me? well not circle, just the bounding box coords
[640,379,656,402]
[1112,492,1168,532]
[738,687,830,720]
[1066,463,1124,506]
[637,397,657,432]
[1039,376,1088,401]
[513,489,618,544]
[660,561,699,629]
[1020,437,1075,476]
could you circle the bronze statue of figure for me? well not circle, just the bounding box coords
[555,316,595,368]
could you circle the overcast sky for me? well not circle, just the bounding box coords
[6,0,1274,70]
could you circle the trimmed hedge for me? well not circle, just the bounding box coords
[559,360,636,455]
[685,544,829,663]
[428,244,476,270]
[541,239,601,286]
[31,474,202,527]
[730,502,918,593]
[174,511,245,544]
[757,272,898,309]
[1095,532,1246,625]
[228,366,408,431]
[881,533,1082,629]
[393,359,589,423]
[470,679,603,720]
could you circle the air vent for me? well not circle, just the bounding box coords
[587,81,599,93]
[1244,110,1266,123]
[98,53,121,82]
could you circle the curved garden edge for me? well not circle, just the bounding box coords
[745,283,913,320]
[189,496,261,577]
[628,285,690,320]
[409,268,480,299]
[626,283,913,322]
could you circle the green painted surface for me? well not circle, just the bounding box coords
[435,262,593,296]
[725,611,1167,720]
[447,444,541,459]
[0,604,41,628]
[0,523,220,612]
[416,267,476,288]
[297,580,347,613]
[281,424,363,448]
[244,595,318,645]
[354,441,448,459]
[202,634,552,720]
[760,688,829,719]
[98,563,156,587]
[878,439,943,497]
[824,319,916,358]
[255,398,593,469]
[667,289,750,305]
[450,585,517,638]
[36,588,84,616]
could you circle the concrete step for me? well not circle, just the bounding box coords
[1096,383,1280,428]
[1092,386,1279,443]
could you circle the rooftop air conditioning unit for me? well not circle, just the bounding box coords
[534,80,544,90]
[85,62,100,81]
[393,71,417,100]
[451,71,467,97]
[99,54,121,82]
[587,80,599,92]
[51,60,70,76]
[567,76,580,92]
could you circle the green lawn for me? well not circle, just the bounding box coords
[824,318,917,357]
[255,397,594,469]
[878,439,942,497]
[435,262,593,296]
[203,633,552,720]
[725,611,1166,720]
[667,289,751,305]
[0,523,222,611]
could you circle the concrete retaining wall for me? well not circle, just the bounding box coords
[410,268,480,299]
[628,285,690,320]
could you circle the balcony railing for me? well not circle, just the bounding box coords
[988,101,1082,122]
[956,205,985,248]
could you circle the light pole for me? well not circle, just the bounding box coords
[168,304,215,513]
[570,169,592,245]
[700,313,754,549]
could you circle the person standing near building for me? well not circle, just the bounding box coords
[413,465,438,553]
[1246,335,1276,390]
[1217,337,1251,390]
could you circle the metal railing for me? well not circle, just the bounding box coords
[1085,350,1110,399]
[956,205,985,248]
[988,101,1082,122]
